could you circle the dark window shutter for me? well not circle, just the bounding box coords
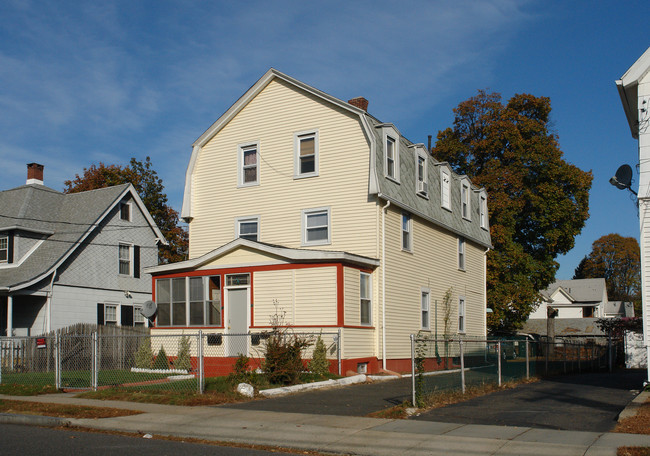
[97,303,104,325]
[121,305,134,326]
[7,232,14,264]
[134,245,140,278]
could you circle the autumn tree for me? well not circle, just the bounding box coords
[433,91,592,333]
[574,234,640,303]
[63,157,188,264]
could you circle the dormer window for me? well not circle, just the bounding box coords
[461,180,470,220]
[382,125,400,182]
[386,136,396,179]
[480,193,488,229]
[441,168,451,210]
[416,150,428,196]
[0,235,7,262]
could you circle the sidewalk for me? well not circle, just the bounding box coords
[1,391,649,456]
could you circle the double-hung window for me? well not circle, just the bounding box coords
[236,216,260,241]
[239,143,259,186]
[480,195,486,228]
[458,297,466,333]
[0,235,7,262]
[105,305,117,325]
[458,237,466,270]
[360,272,372,325]
[120,202,131,221]
[386,136,396,180]
[302,207,330,246]
[118,243,131,275]
[421,289,430,330]
[402,212,412,251]
[295,131,318,177]
[133,306,145,326]
[416,151,428,196]
[461,181,470,219]
[441,169,451,210]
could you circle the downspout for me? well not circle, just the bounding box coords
[46,270,57,334]
[484,248,490,336]
[381,199,391,370]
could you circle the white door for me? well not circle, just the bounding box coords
[227,288,248,357]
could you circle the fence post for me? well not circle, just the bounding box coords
[578,342,581,373]
[10,339,14,371]
[460,339,465,394]
[497,341,502,386]
[198,331,204,394]
[608,335,613,373]
[337,328,342,376]
[410,334,416,407]
[92,332,98,391]
[563,341,567,374]
[525,340,530,379]
[55,333,61,389]
[545,340,549,375]
[0,340,3,384]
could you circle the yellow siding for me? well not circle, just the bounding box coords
[189,79,378,260]
[253,269,294,326]
[344,266,360,326]
[295,267,337,325]
[201,246,288,268]
[382,205,486,359]
[342,328,375,359]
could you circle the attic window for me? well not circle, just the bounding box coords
[0,235,7,262]
[238,142,259,187]
[441,169,451,210]
[120,202,131,221]
[295,131,318,178]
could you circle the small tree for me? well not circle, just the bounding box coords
[309,335,330,377]
[175,336,192,371]
[152,346,170,370]
[263,306,312,385]
[134,338,154,368]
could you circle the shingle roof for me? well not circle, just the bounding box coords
[0,183,133,290]
[542,278,607,304]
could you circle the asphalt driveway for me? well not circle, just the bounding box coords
[223,370,645,432]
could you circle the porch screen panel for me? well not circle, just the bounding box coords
[172,278,186,326]
[156,279,171,326]
[189,277,204,325]
[207,276,221,325]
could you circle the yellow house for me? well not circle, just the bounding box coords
[145,69,491,374]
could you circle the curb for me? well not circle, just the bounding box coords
[618,390,649,421]
[260,374,367,397]
[0,413,71,427]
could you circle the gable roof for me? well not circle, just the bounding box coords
[541,278,607,304]
[145,238,379,275]
[0,183,166,291]
[181,68,492,249]
[616,46,650,139]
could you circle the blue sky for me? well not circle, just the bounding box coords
[0,0,648,278]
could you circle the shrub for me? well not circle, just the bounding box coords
[152,346,170,370]
[175,336,192,371]
[309,335,329,377]
[134,338,154,369]
[229,354,256,385]
[263,310,312,385]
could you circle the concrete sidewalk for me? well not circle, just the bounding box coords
[1,392,649,456]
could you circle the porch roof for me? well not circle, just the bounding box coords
[144,238,380,275]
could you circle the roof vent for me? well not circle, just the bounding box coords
[348,97,369,112]
[27,163,44,186]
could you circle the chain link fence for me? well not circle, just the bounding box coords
[1,329,341,393]
[410,335,614,406]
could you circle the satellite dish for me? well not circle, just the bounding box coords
[610,164,633,190]
[141,300,157,318]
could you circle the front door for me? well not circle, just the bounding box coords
[226,288,248,357]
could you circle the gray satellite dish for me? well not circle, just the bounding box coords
[611,164,633,190]
[141,300,157,318]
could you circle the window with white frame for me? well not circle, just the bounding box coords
[458,297,466,333]
[0,235,7,262]
[402,212,412,251]
[360,272,372,325]
[295,131,318,177]
[239,143,259,186]
[302,207,330,245]
[458,237,466,270]
[421,289,430,330]
[105,304,117,325]
[120,202,131,221]
[134,306,145,325]
[480,194,488,229]
[461,181,470,219]
[118,243,131,275]
[156,276,222,327]
[236,216,260,241]
[386,136,397,180]
[441,169,451,210]
[416,151,428,196]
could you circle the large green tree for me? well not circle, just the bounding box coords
[433,91,592,333]
[63,157,188,264]
[574,234,641,304]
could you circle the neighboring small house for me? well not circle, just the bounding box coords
[528,278,610,319]
[145,69,492,374]
[0,163,166,336]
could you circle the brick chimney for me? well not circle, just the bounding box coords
[348,97,369,112]
[26,163,44,185]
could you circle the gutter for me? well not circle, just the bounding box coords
[46,270,57,334]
